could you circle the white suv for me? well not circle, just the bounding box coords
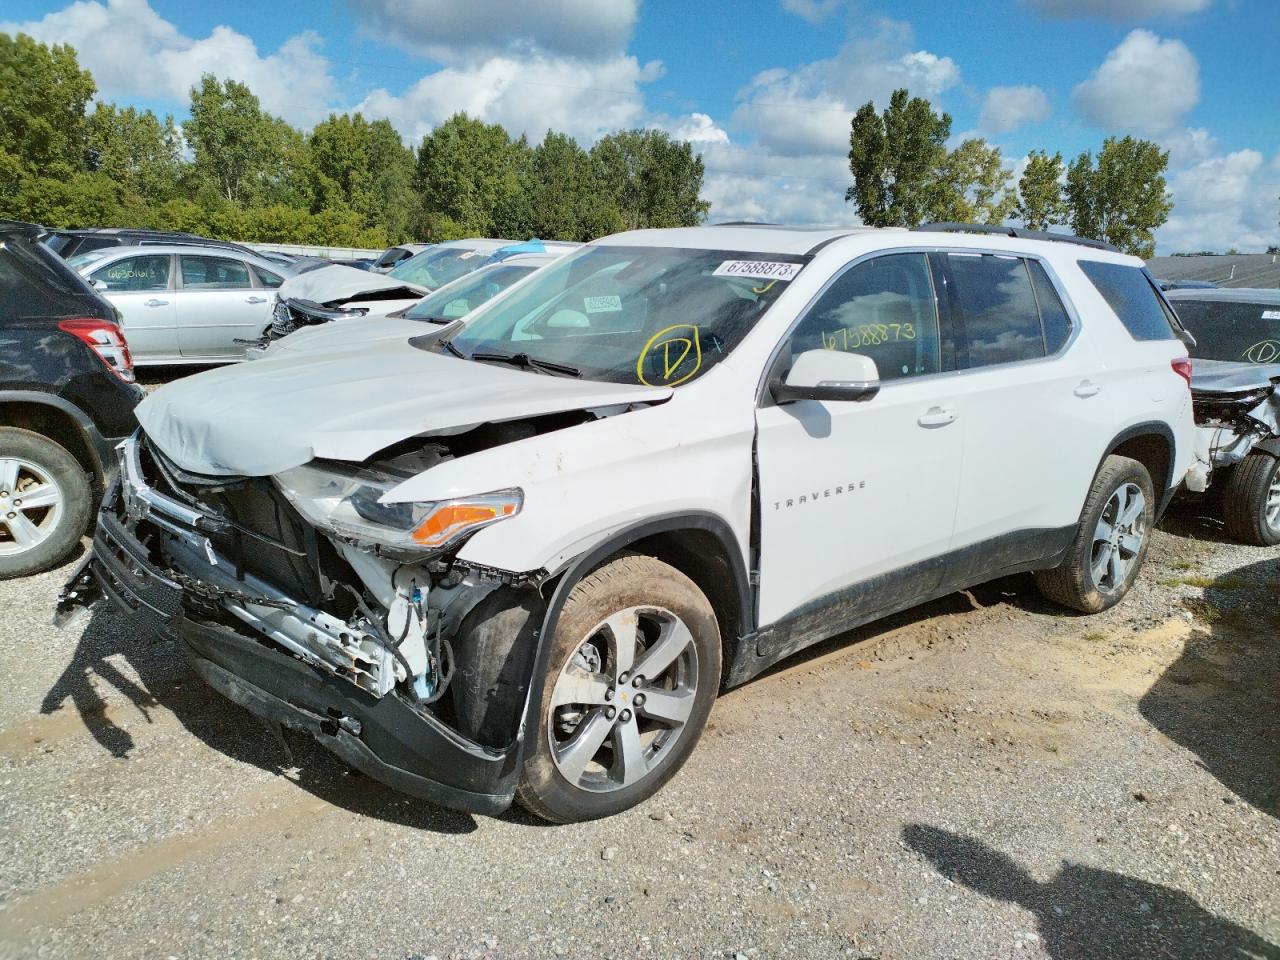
[66,224,1195,823]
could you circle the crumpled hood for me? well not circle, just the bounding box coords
[278,264,428,306]
[268,315,429,358]
[1189,359,1280,394]
[136,339,673,477]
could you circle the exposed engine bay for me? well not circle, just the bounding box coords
[1185,360,1280,491]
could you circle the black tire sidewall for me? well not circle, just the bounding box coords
[519,555,721,823]
[1080,458,1156,607]
[0,427,92,579]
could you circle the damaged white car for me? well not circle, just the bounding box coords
[1167,288,1280,545]
[247,250,572,362]
[263,238,577,343]
[60,224,1195,822]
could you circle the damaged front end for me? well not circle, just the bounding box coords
[61,432,544,814]
[1185,361,1280,491]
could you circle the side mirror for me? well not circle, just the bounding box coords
[771,349,881,404]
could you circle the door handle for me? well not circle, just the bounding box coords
[245,296,268,304]
[917,406,957,428]
[1073,380,1101,398]
[144,299,169,307]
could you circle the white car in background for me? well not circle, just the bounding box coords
[69,244,301,365]
[267,239,579,340]
[249,251,573,361]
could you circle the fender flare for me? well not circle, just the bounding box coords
[1254,437,1280,458]
[0,389,114,478]
[1099,420,1179,518]
[507,511,751,777]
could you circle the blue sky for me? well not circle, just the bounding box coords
[4,0,1278,252]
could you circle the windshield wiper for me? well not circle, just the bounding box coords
[411,315,454,324]
[470,351,582,378]
[438,338,466,359]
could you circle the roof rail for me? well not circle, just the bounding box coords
[713,220,779,227]
[913,222,1120,253]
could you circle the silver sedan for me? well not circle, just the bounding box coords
[69,245,302,365]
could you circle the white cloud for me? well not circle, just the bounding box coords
[666,113,730,145]
[694,139,861,226]
[732,19,960,157]
[780,0,846,25]
[1023,0,1210,18]
[1072,29,1199,134]
[979,85,1051,135]
[1157,147,1280,253]
[0,0,339,126]
[357,54,662,146]
[349,0,638,61]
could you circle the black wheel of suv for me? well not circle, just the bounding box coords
[0,427,92,579]
[1035,455,1155,614]
[1221,451,1280,546]
[516,554,721,823]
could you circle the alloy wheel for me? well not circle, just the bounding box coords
[1090,482,1146,591]
[548,605,699,793]
[1266,466,1280,533]
[0,458,65,557]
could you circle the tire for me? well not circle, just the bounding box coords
[1035,455,1155,613]
[1221,451,1280,546]
[516,554,721,823]
[0,427,92,579]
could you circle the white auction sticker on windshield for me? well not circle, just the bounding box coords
[1262,310,1280,320]
[584,295,622,313]
[713,260,802,282]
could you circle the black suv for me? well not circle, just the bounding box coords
[1,220,142,578]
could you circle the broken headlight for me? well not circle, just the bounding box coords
[273,462,522,552]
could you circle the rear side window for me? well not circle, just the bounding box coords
[1078,261,1177,341]
[252,265,283,288]
[0,240,102,321]
[1028,260,1073,354]
[180,255,251,290]
[945,253,1045,368]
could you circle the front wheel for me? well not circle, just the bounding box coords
[0,427,92,579]
[1221,451,1280,546]
[517,554,721,823]
[1035,454,1155,613]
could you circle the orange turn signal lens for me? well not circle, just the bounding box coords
[411,492,522,548]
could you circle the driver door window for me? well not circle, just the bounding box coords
[785,253,944,382]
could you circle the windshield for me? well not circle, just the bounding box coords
[445,246,805,386]
[66,252,109,272]
[405,263,536,321]
[1173,299,1280,364]
[389,246,492,290]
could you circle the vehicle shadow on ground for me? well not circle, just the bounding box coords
[1156,499,1242,546]
[1138,556,1280,819]
[903,825,1280,959]
[41,604,480,834]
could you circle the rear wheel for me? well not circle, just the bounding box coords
[1221,451,1280,546]
[0,427,92,579]
[516,554,721,823]
[1035,455,1154,613]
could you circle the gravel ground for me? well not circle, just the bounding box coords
[0,505,1277,960]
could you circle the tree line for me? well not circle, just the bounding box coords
[846,89,1173,258]
[3,33,1177,256]
[0,33,709,248]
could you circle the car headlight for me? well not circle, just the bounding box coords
[274,462,522,552]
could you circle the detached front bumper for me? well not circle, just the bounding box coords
[65,455,520,816]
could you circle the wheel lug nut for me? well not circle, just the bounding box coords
[632,675,644,687]
[633,693,646,707]
[619,709,632,722]
[618,672,629,684]
[605,687,615,701]
[605,706,617,720]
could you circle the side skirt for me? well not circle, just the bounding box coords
[725,525,1074,687]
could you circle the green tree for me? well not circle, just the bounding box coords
[0,33,95,173]
[934,138,1015,225]
[1016,150,1069,231]
[308,113,417,240]
[85,103,182,207]
[1065,136,1172,258]
[588,129,709,232]
[184,75,307,208]
[846,88,951,227]
[415,114,530,239]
